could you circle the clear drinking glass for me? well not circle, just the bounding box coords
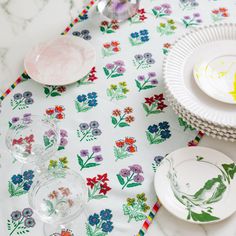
[28,168,88,236]
[97,0,140,22]
[5,114,58,169]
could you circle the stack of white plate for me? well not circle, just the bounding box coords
[163,23,236,142]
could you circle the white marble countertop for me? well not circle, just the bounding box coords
[0,1,235,236]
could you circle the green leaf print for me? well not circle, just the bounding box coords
[135,80,142,90]
[111,117,118,125]
[51,92,61,97]
[134,213,146,221]
[103,67,110,76]
[127,183,141,188]
[77,155,84,167]
[44,87,50,95]
[111,73,122,78]
[196,156,204,161]
[189,210,219,222]
[86,223,94,236]
[117,174,125,185]
[85,163,100,168]
[222,163,236,180]
[119,122,129,127]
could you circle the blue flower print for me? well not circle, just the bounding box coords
[75,92,98,112]
[79,14,88,21]
[23,181,33,191]
[77,94,87,102]
[11,174,23,185]
[148,125,158,134]
[23,170,34,180]
[100,209,112,221]
[159,121,170,130]
[88,99,98,107]
[131,32,139,38]
[88,92,97,99]
[160,129,171,139]
[88,213,100,226]
[129,29,149,46]
[140,29,148,35]
[140,36,149,42]
[102,221,114,232]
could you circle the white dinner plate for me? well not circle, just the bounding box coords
[24,36,96,85]
[163,23,236,128]
[154,147,236,223]
[194,56,236,104]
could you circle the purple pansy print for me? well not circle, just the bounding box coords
[103,60,126,79]
[135,72,158,91]
[179,0,199,10]
[117,164,144,190]
[182,13,202,27]
[11,92,34,110]
[58,129,68,151]
[152,4,172,18]
[133,53,155,70]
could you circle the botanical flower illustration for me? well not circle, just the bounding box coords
[75,92,98,112]
[129,29,149,46]
[72,29,92,40]
[103,60,126,79]
[178,117,195,131]
[182,13,202,28]
[48,157,68,178]
[102,41,121,57]
[100,20,119,34]
[77,67,98,87]
[162,43,172,55]
[86,209,114,236]
[43,129,57,150]
[50,229,74,236]
[117,164,144,190]
[157,19,177,36]
[11,91,34,110]
[114,137,137,161]
[79,14,88,21]
[8,170,35,197]
[44,85,66,98]
[87,173,111,201]
[129,8,147,24]
[152,155,165,172]
[77,121,102,142]
[9,113,32,130]
[7,208,36,235]
[12,134,34,154]
[77,146,103,170]
[43,187,74,217]
[111,107,134,128]
[107,82,129,101]
[179,0,199,10]
[123,193,150,222]
[45,105,65,121]
[143,94,168,116]
[152,4,172,18]
[211,8,229,22]
[135,72,158,91]
[133,53,155,70]
[58,129,68,151]
[146,122,171,144]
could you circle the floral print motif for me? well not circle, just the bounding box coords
[43,187,74,217]
[178,117,195,131]
[77,67,98,87]
[129,8,147,24]
[135,72,158,91]
[12,134,34,154]
[43,129,57,150]
[100,20,119,34]
[8,170,34,197]
[157,19,177,36]
[129,29,149,46]
[211,8,229,21]
[11,92,34,110]
[72,29,92,40]
[45,105,65,121]
[117,164,144,190]
[162,43,172,55]
[58,129,68,151]
[77,146,103,170]
[182,13,202,28]
[7,208,35,235]
[114,137,137,161]
[107,82,129,101]
[103,60,126,79]
[44,86,66,98]
[152,4,172,18]
[8,113,32,129]
[77,121,102,142]
[48,157,68,171]
[123,193,150,222]
[152,155,165,172]
[50,229,74,236]
[133,53,155,70]
[146,122,171,144]
[87,173,111,201]
[111,107,134,128]
[102,41,121,57]
[179,0,199,10]
[86,209,114,236]
[75,92,98,112]
[143,94,168,116]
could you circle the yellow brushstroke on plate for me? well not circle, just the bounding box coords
[229,73,236,101]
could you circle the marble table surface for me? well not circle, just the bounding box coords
[0,1,235,236]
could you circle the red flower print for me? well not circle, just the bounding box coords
[12,137,23,145]
[86,177,98,189]
[111,20,118,24]
[56,113,64,120]
[124,107,133,114]
[212,9,219,14]
[112,25,119,30]
[48,190,59,199]
[58,187,71,196]
[222,12,228,17]
[113,47,120,52]
[111,41,120,47]
[24,134,34,143]
[55,105,65,113]
[124,137,136,145]
[154,94,164,101]
[88,75,98,82]
[138,8,145,14]
[57,86,66,93]
[157,102,168,111]
[101,21,109,26]
[125,115,134,123]
[219,7,227,12]
[112,109,121,116]
[97,173,109,182]
[46,108,55,115]
[116,140,125,148]
[139,15,147,21]
[91,67,96,73]
[145,97,155,106]
[99,182,111,195]
[163,43,171,49]
[103,43,111,48]
[126,145,137,153]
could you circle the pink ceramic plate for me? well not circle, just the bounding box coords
[24,36,96,85]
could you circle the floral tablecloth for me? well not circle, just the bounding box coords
[1,0,235,235]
